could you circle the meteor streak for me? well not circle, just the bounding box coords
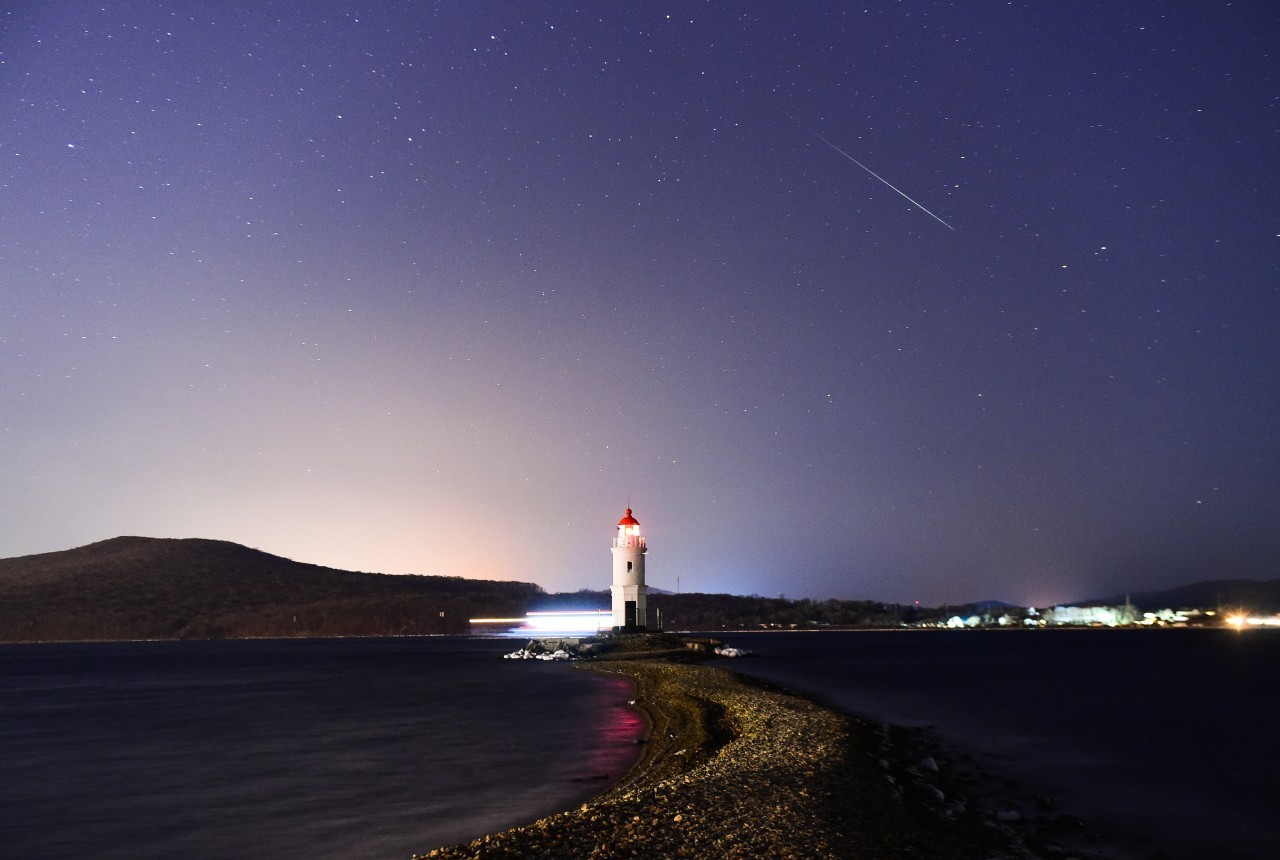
[799,123,955,231]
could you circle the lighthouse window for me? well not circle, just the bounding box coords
[627,561,633,572]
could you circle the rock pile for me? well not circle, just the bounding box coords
[502,638,601,661]
[502,647,575,661]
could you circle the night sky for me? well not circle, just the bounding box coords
[3,2,1277,606]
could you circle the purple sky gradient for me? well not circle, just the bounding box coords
[2,2,1277,605]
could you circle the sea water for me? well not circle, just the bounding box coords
[720,627,1280,860]
[6,631,1276,859]
[0,637,643,860]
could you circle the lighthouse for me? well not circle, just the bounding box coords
[610,507,648,631]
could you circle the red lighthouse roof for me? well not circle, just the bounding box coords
[617,508,639,526]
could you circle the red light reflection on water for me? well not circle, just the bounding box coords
[579,674,646,780]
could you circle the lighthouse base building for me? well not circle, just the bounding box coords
[610,508,649,632]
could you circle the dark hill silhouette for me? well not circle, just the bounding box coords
[530,588,945,630]
[1090,578,1280,613]
[0,536,542,641]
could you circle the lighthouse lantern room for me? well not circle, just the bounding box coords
[610,508,648,631]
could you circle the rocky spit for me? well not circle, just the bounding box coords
[414,658,1111,860]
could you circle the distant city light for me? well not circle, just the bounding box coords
[1225,613,1280,629]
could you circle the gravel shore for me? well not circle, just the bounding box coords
[414,659,1104,859]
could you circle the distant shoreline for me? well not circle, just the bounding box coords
[0,624,1213,645]
[0,623,1239,646]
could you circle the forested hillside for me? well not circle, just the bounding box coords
[0,537,541,641]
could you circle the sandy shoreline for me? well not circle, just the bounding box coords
[414,659,1111,859]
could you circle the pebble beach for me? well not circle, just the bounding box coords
[415,658,1107,859]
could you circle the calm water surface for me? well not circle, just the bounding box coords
[0,637,643,860]
[721,628,1280,860]
[6,630,1276,860]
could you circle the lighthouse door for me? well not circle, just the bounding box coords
[624,600,637,629]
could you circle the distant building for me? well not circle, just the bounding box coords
[1042,603,1139,627]
[610,508,648,631]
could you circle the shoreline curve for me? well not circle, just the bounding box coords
[414,660,1101,859]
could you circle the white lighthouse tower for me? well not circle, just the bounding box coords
[610,507,648,631]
